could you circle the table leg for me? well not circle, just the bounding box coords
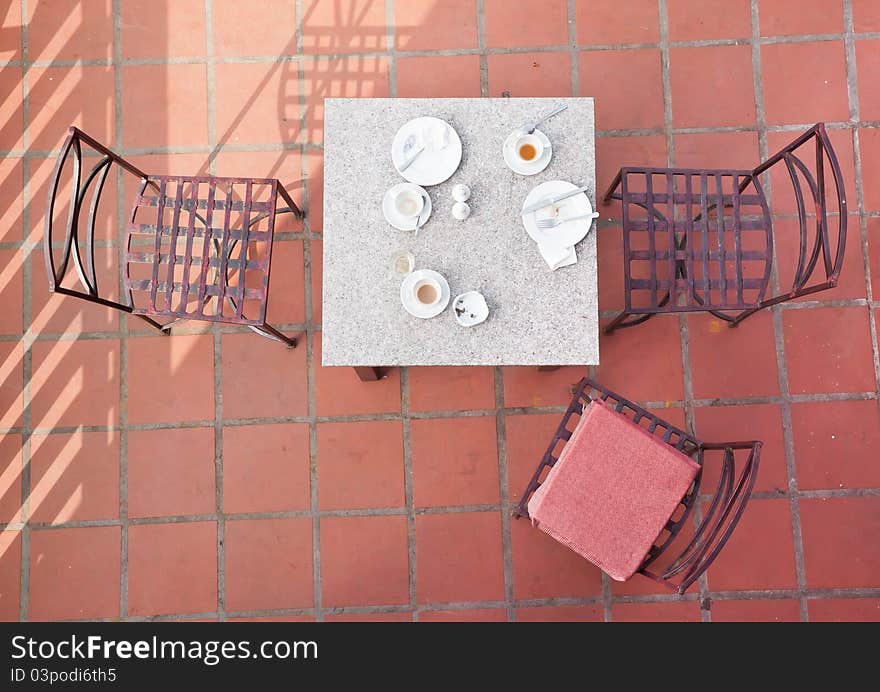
[537,366,561,372]
[354,367,383,381]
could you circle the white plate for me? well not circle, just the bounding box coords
[453,291,489,327]
[400,269,451,319]
[522,180,594,248]
[382,183,432,231]
[503,128,552,176]
[391,117,463,186]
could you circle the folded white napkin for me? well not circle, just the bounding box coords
[538,242,577,270]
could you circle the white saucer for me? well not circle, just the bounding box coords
[522,180,594,248]
[453,291,489,327]
[392,117,463,186]
[400,269,451,319]
[382,183,432,231]
[503,128,552,175]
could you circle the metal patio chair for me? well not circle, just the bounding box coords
[602,123,846,333]
[43,127,302,346]
[514,378,761,594]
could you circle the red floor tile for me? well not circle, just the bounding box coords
[324,611,412,622]
[693,404,788,494]
[860,128,880,212]
[318,420,405,510]
[305,151,324,230]
[394,0,478,51]
[0,249,22,334]
[0,158,23,243]
[487,53,573,98]
[128,427,215,518]
[415,512,505,603]
[596,315,684,402]
[710,599,801,622]
[0,435,21,525]
[0,531,20,620]
[670,45,756,128]
[505,412,564,501]
[128,334,214,424]
[397,55,482,98]
[128,521,217,616]
[409,367,495,412]
[871,219,880,289]
[229,614,316,623]
[302,56,390,145]
[516,605,604,622]
[301,0,387,54]
[313,334,401,416]
[0,2,21,61]
[611,601,702,622]
[223,423,310,513]
[673,131,761,170]
[120,0,206,59]
[30,338,120,429]
[782,307,876,394]
[595,135,667,213]
[264,240,306,325]
[214,62,298,147]
[29,526,120,620]
[800,497,880,589]
[579,49,664,131]
[212,0,297,57]
[857,41,880,121]
[26,0,113,62]
[225,518,313,611]
[419,608,507,622]
[791,400,880,490]
[808,598,880,622]
[667,0,752,40]
[853,0,880,32]
[773,216,866,302]
[310,239,323,323]
[706,499,799,591]
[28,65,115,152]
[122,64,208,148]
[321,515,409,607]
[688,312,779,399]
[484,0,568,49]
[502,366,584,408]
[576,0,659,45]
[761,41,849,126]
[411,416,499,508]
[758,0,843,36]
[511,518,603,599]
[221,332,308,420]
[0,67,23,151]
[29,431,119,524]
[0,341,24,429]
[597,224,625,311]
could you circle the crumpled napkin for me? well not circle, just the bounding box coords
[537,242,577,270]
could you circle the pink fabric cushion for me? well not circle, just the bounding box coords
[527,398,700,581]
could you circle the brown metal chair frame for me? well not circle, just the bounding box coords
[602,123,847,333]
[514,378,762,594]
[43,127,302,346]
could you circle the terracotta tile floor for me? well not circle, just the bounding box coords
[1,0,879,623]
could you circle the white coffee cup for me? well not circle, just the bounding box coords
[514,133,544,165]
[411,276,442,307]
[394,188,424,218]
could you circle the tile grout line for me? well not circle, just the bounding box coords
[493,367,515,621]
[111,0,129,621]
[385,0,397,98]
[17,0,31,623]
[476,0,488,97]
[401,368,417,619]
[749,0,809,622]
[567,0,579,96]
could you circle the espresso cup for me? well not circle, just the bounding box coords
[411,277,442,307]
[515,133,544,165]
[394,188,424,218]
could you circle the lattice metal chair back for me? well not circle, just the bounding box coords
[514,378,761,594]
[603,123,846,333]
[43,127,302,346]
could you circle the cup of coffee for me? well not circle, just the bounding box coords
[515,133,544,165]
[411,276,442,308]
[394,187,424,218]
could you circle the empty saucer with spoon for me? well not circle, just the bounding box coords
[382,182,431,231]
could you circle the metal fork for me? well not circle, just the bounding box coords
[536,211,599,229]
[518,103,568,134]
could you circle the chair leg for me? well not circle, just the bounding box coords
[728,306,763,327]
[603,169,623,204]
[137,314,170,334]
[537,366,561,372]
[354,367,383,382]
[604,310,660,334]
[250,322,297,348]
[277,183,304,219]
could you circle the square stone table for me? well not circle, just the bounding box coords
[322,97,598,369]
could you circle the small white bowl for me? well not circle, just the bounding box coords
[452,201,471,220]
[453,291,489,327]
[452,183,471,202]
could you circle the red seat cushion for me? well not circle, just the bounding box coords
[527,398,700,581]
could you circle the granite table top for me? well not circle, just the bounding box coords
[321,97,598,367]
